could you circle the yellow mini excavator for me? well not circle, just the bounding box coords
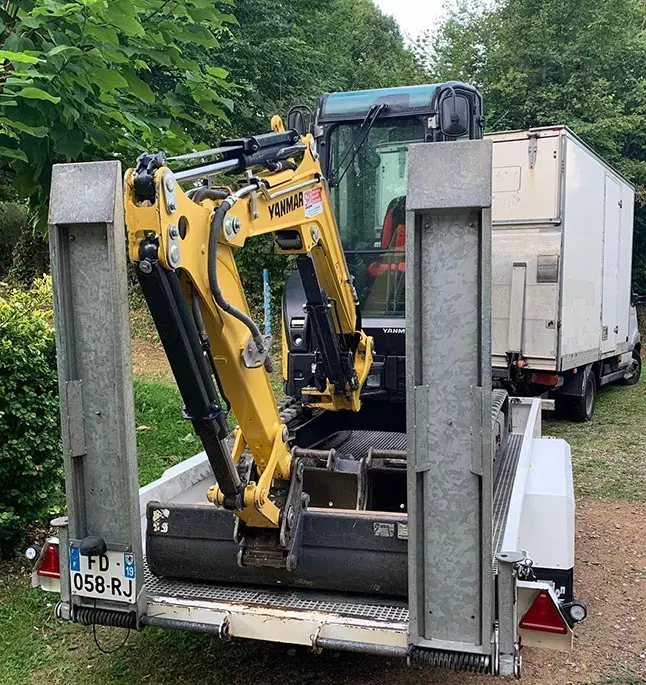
[125,82,484,590]
[125,119,378,568]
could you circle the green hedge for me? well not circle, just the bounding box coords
[0,277,63,558]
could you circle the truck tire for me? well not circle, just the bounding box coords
[567,365,596,422]
[620,349,641,386]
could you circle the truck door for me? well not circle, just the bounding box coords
[490,131,562,371]
[601,175,621,354]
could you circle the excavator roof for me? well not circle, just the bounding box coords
[317,83,442,122]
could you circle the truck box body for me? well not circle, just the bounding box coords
[488,126,634,373]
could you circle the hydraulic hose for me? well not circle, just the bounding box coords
[191,187,229,203]
[191,284,231,412]
[208,185,267,356]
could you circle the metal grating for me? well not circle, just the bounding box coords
[144,562,409,623]
[318,394,507,461]
[328,430,407,457]
[492,433,522,559]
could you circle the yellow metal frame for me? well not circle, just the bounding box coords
[124,133,373,528]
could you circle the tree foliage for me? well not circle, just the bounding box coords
[0,0,236,224]
[216,0,425,302]
[0,0,424,289]
[415,0,646,289]
[214,0,424,135]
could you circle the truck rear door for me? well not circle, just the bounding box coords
[489,130,563,371]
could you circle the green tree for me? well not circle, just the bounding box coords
[215,0,424,135]
[417,0,646,289]
[218,0,425,304]
[0,0,235,226]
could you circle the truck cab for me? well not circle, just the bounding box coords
[283,83,484,409]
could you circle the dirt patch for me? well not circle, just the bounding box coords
[131,337,173,385]
[211,499,646,685]
[517,498,646,684]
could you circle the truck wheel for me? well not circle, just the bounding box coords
[554,394,570,420]
[568,366,596,422]
[620,349,641,386]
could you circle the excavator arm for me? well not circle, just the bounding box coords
[124,128,373,550]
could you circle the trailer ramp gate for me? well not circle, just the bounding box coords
[48,162,144,626]
[405,140,497,671]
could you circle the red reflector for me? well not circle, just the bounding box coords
[37,542,61,579]
[519,590,568,635]
[528,371,559,387]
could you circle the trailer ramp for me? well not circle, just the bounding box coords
[144,562,409,655]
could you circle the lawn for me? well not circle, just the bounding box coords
[132,379,202,486]
[1,365,645,684]
[546,381,646,503]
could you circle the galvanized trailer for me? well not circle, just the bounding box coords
[33,140,582,677]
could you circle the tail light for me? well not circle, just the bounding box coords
[519,589,568,635]
[527,371,559,387]
[37,540,61,579]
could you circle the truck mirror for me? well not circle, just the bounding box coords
[439,90,470,138]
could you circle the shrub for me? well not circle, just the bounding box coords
[7,227,50,287]
[0,276,63,558]
[0,202,30,281]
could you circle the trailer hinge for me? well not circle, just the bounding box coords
[471,385,485,476]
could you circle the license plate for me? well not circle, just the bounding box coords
[69,547,136,603]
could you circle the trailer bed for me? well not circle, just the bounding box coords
[141,417,523,648]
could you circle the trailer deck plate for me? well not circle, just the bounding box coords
[145,561,409,623]
[323,430,407,455]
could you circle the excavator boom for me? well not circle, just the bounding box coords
[124,127,373,561]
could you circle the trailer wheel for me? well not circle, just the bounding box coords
[620,349,641,386]
[568,366,596,422]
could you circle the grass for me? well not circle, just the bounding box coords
[546,380,646,502]
[1,336,645,683]
[592,668,646,685]
[0,557,277,685]
[0,377,239,685]
[133,379,202,486]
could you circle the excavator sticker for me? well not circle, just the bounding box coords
[304,187,323,218]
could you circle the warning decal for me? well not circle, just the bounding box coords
[304,187,323,218]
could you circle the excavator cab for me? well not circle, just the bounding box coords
[283,82,484,407]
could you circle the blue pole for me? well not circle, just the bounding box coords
[263,268,271,336]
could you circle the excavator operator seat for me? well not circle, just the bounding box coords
[367,195,406,276]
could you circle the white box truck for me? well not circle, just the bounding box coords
[489,126,640,420]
